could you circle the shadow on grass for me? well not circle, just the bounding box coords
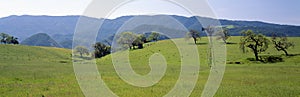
[196,43,208,45]
[187,43,208,45]
[80,56,93,60]
[245,55,284,63]
[189,42,237,45]
[287,53,300,57]
[227,61,244,64]
[244,53,300,64]
[73,55,93,62]
[226,42,238,45]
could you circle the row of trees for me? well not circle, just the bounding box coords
[75,32,162,58]
[185,27,294,61]
[76,28,230,58]
[76,28,294,61]
[186,27,230,44]
[116,32,161,49]
[74,42,111,58]
[240,30,294,61]
[0,33,19,44]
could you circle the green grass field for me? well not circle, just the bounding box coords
[0,45,83,96]
[0,36,299,97]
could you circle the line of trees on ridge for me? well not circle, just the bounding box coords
[74,32,162,58]
[75,27,295,62]
[0,33,19,44]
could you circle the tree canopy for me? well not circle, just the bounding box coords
[147,32,160,42]
[240,30,270,61]
[216,27,231,43]
[0,33,19,45]
[117,32,147,49]
[186,30,201,44]
[93,42,111,58]
[75,46,89,58]
[271,33,295,56]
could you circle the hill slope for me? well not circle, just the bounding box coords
[96,37,300,97]
[21,33,62,48]
[0,45,83,96]
[0,37,299,96]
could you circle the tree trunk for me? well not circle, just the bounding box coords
[254,51,259,61]
[283,49,289,56]
[193,37,197,44]
[254,42,259,61]
[138,43,143,49]
[80,53,83,58]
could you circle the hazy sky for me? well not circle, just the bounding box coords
[0,0,299,25]
[0,0,91,17]
[209,0,300,26]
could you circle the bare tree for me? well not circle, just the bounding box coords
[271,33,294,56]
[186,30,201,44]
[217,28,230,43]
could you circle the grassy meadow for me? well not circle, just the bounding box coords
[0,36,300,96]
[0,45,83,96]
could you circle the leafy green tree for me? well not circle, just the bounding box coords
[240,30,270,61]
[93,42,111,58]
[117,32,137,49]
[0,33,19,44]
[0,33,9,44]
[132,34,146,49]
[117,32,146,49]
[75,46,89,58]
[271,33,294,56]
[139,34,147,43]
[186,30,200,44]
[7,36,19,44]
[148,32,160,42]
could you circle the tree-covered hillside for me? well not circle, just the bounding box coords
[1,15,300,48]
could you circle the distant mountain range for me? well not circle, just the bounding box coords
[0,15,299,48]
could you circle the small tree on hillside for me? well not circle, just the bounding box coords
[93,42,111,58]
[216,28,230,43]
[0,33,19,45]
[271,33,294,56]
[186,30,200,44]
[240,30,270,61]
[75,46,89,58]
[117,32,137,49]
[7,36,19,44]
[0,33,9,44]
[148,32,160,42]
[132,34,146,49]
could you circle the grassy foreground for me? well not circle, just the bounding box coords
[0,45,83,96]
[0,36,300,96]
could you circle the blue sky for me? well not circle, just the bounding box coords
[209,0,300,25]
[0,0,299,25]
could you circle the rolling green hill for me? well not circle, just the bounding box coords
[0,36,300,96]
[0,45,82,96]
[96,37,300,97]
[21,33,62,48]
